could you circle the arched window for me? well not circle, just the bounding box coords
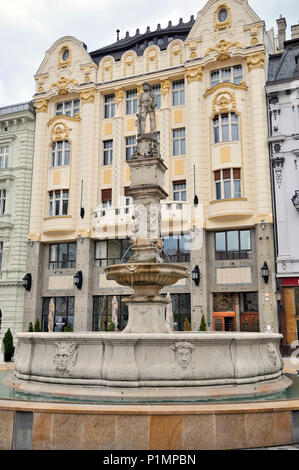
[213,112,239,143]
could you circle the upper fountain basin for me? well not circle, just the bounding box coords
[105,262,188,287]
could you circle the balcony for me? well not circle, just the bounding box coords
[42,216,75,236]
[207,198,252,221]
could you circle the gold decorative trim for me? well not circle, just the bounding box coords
[146,46,159,72]
[161,79,171,96]
[205,39,242,61]
[101,57,113,81]
[212,90,237,115]
[50,76,79,95]
[114,88,124,105]
[169,41,183,66]
[185,66,203,83]
[47,115,80,127]
[214,3,232,31]
[123,52,136,77]
[204,81,248,98]
[34,99,48,113]
[185,39,202,59]
[244,23,264,46]
[80,89,95,104]
[247,52,265,71]
[58,46,72,69]
[50,121,70,142]
[137,82,144,97]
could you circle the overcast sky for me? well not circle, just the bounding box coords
[0,0,298,107]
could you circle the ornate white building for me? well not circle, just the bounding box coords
[0,102,35,354]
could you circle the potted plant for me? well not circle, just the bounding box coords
[3,328,14,362]
[33,318,41,332]
[199,314,207,331]
[107,321,115,331]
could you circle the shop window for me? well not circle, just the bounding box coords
[162,235,190,262]
[42,297,74,332]
[169,293,191,331]
[93,295,128,331]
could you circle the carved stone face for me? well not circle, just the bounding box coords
[54,342,77,374]
[175,347,192,368]
[56,349,69,372]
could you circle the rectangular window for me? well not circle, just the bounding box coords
[51,141,70,166]
[101,188,112,208]
[104,94,115,119]
[215,230,252,260]
[214,168,241,200]
[48,190,68,216]
[213,112,239,142]
[173,128,186,155]
[0,145,9,168]
[169,293,191,331]
[49,243,76,269]
[162,235,190,262]
[173,181,186,201]
[103,140,113,166]
[56,100,80,117]
[172,80,185,106]
[151,84,161,109]
[93,295,129,332]
[0,189,6,215]
[126,90,137,114]
[42,296,74,332]
[125,136,136,161]
[0,241,3,271]
[94,239,133,267]
[210,65,243,88]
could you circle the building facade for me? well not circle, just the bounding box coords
[267,21,299,353]
[0,102,35,351]
[24,0,279,334]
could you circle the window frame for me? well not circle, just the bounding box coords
[55,99,80,117]
[103,140,113,166]
[126,89,137,115]
[49,243,76,269]
[213,112,239,143]
[172,128,186,156]
[172,80,185,106]
[42,296,75,332]
[173,180,187,201]
[125,136,136,161]
[215,229,252,260]
[0,145,9,169]
[104,94,115,119]
[94,239,133,267]
[0,189,6,215]
[51,140,71,167]
[210,65,243,88]
[48,189,69,217]
[214,168,241,200]
[0,241,3,271]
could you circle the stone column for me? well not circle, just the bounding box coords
[185,66,208,330]
[73,238,93,331]
[247,57,278,332]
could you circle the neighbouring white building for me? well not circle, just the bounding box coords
[0,102,35,356]
[267,19,299,353]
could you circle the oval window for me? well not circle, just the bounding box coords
[62,49,69,62]
[218,8,228,23]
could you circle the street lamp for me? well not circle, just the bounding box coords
[74,271,83,289]
[291,190,299,211]
[261,262,269,284]
[192,265,200,287]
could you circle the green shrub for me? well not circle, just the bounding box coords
[34,318,41,332]
[28,322,33,332]
[199,314,207,331]
[107,322,115,331]
[3,328,14,354]
[65,323,73,332]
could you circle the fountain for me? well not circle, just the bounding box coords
[9,82,291,401]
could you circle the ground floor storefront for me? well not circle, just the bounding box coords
[279,279,299,355]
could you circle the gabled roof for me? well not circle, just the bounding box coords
[267,38,299,83]
[90,16,195,64]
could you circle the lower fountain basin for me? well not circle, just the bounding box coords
[10,332,291,400]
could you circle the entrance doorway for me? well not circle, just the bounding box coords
[213,293,236,332]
